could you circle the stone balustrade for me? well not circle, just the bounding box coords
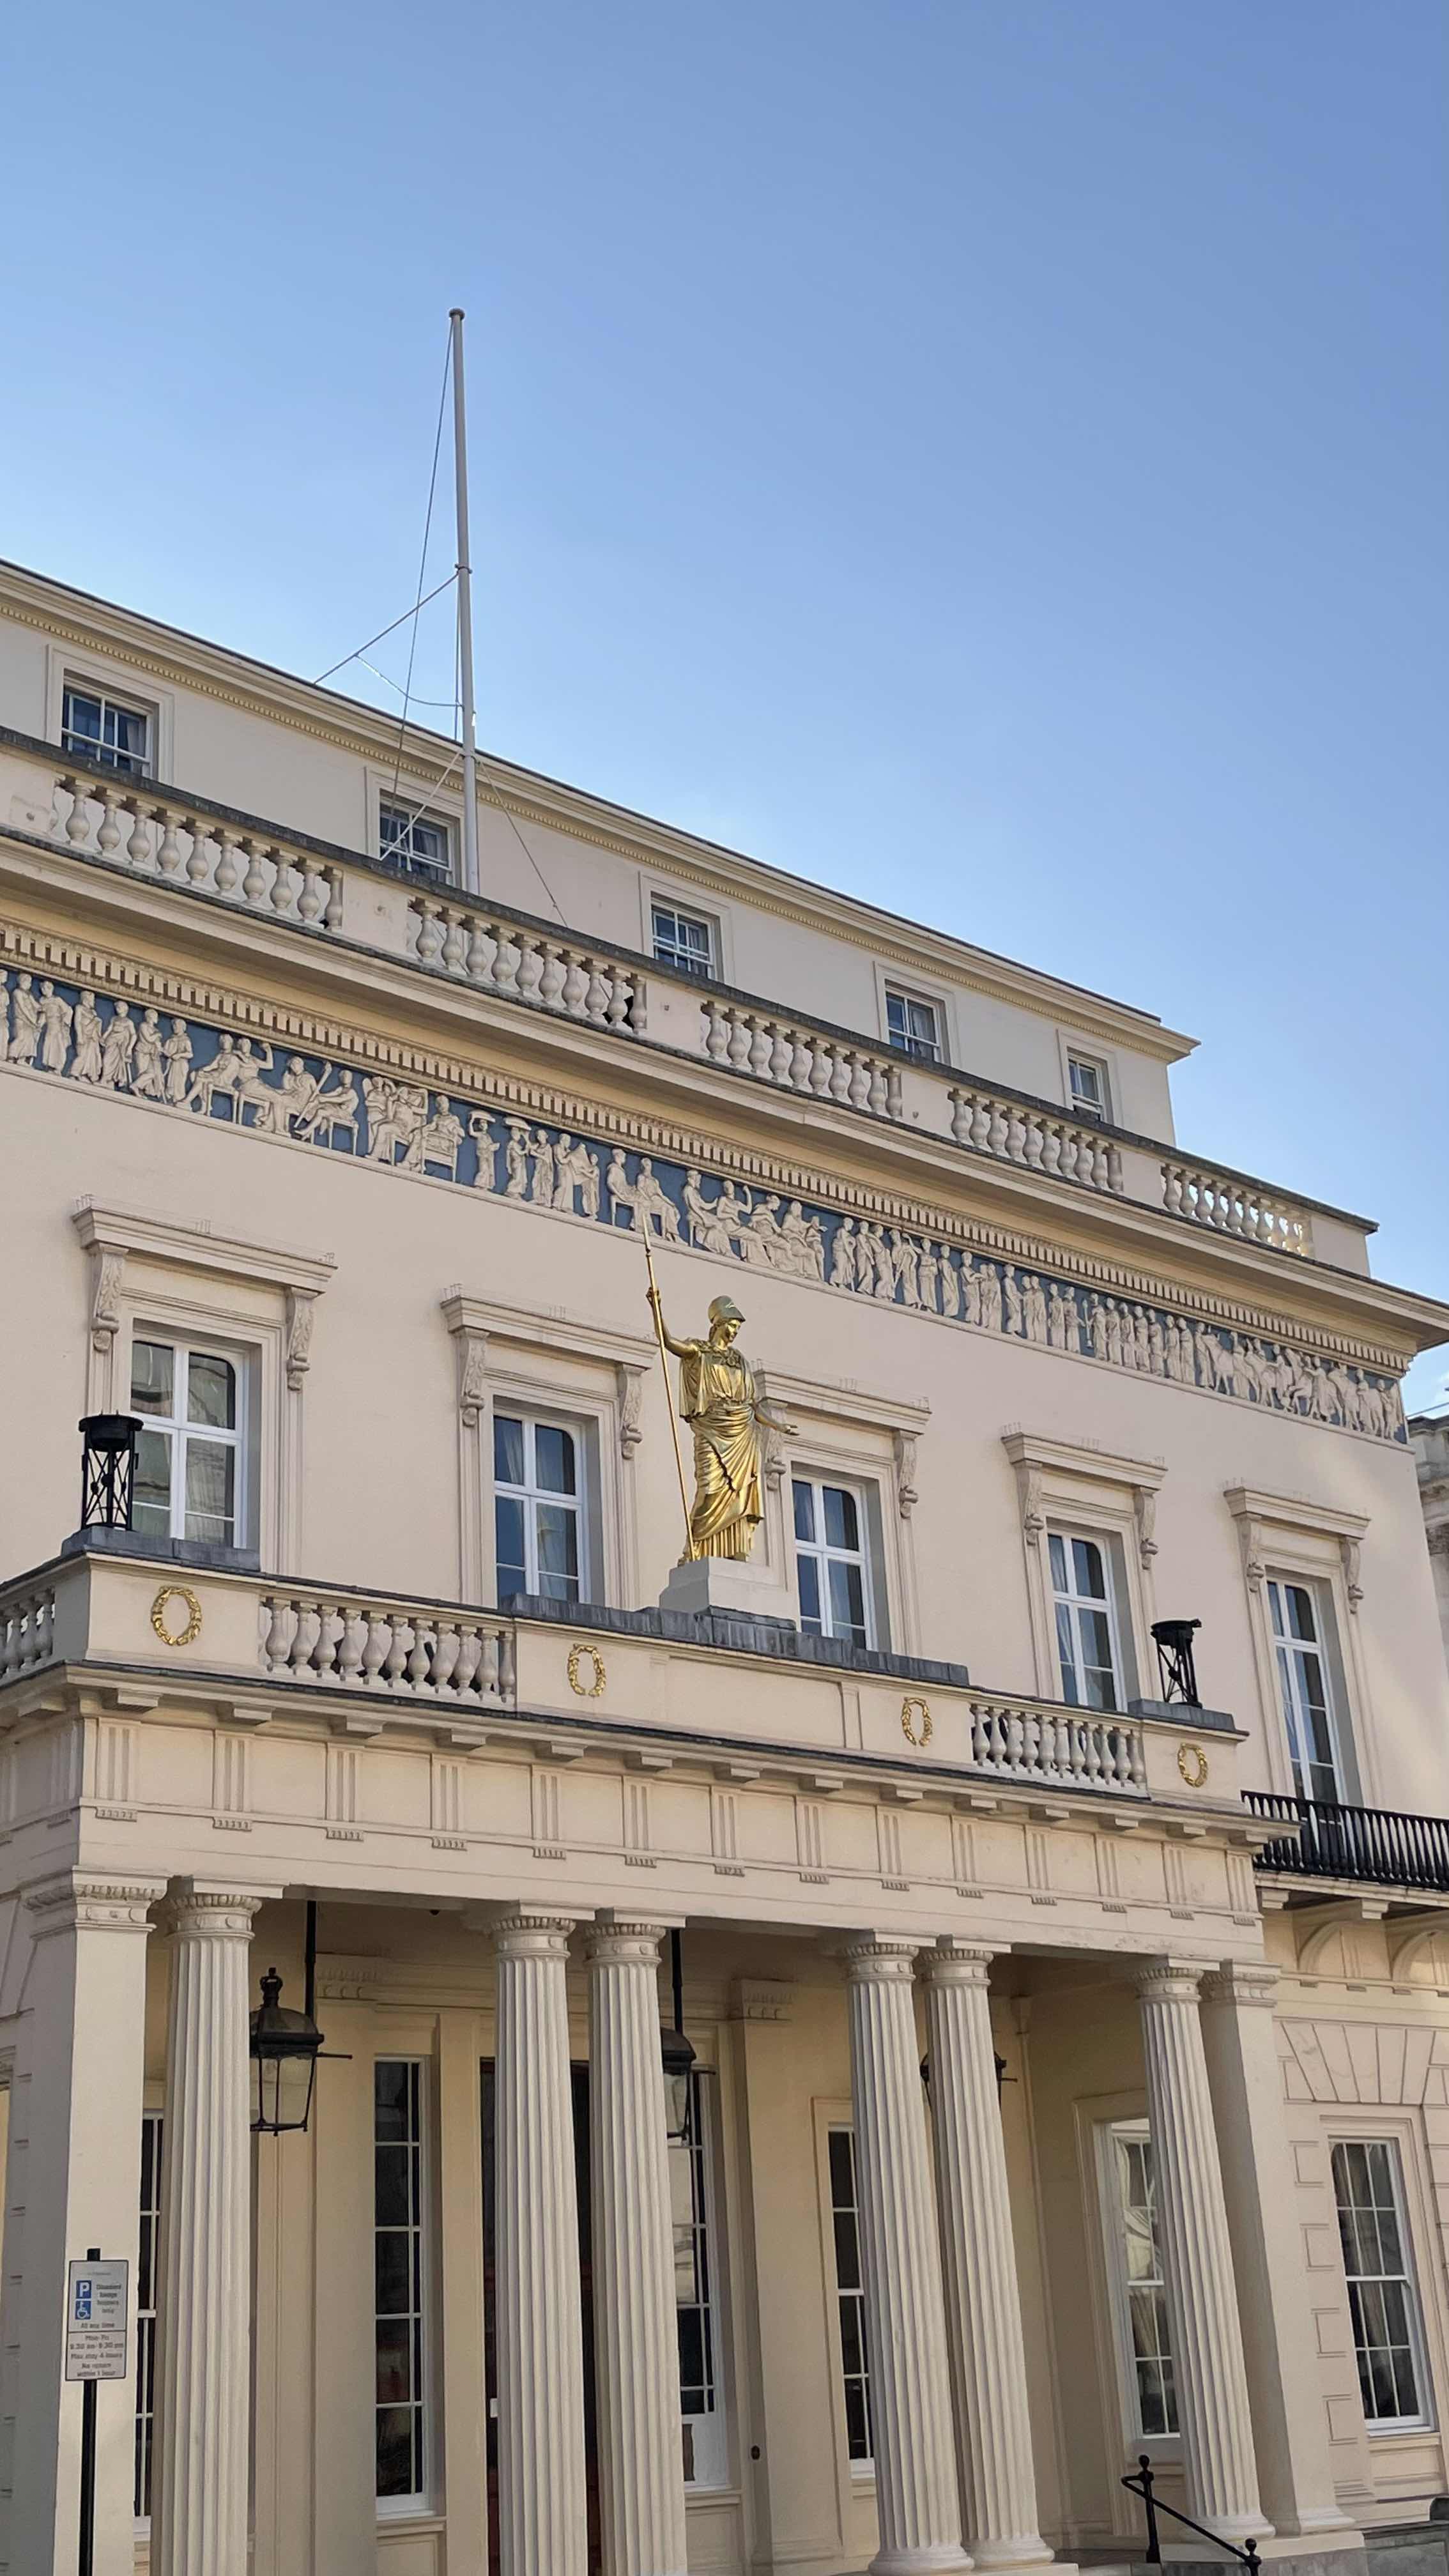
[963,1694,1145,1792]
[948,1087,1124,1192]
[408,897,647,1034]
[54,772,344,930]
[258,1590,514,1704]
[700,996,903,1118]
[1162,1162,1313,1257]
[0,1580,55,1683]
[3,729,1350,1266]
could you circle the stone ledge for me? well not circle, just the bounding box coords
[504,1591,972,1689]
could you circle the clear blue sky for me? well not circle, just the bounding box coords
[4,1,1446,1397]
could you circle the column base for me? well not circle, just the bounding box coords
[870,2547,974,2575]
[969,2549,1063,2574]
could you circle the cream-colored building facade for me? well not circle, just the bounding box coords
[1,558,1448,2576]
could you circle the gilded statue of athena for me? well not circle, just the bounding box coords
[646,1287,797,1562]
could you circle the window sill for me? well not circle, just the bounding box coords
[376,2505,443,2529]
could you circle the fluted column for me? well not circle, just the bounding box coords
[1135,1962,1269,2542]
[585,1916,689,2576]
[494,1910,588,2576]
[845,1936,970,2576]
[151,1881,273,2576]
[924,1944,1050,2571]
[1201,1966,1361,2542]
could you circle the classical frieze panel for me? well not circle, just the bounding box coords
[0,937,1406,1441]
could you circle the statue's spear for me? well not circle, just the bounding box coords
[643,1232,698,1562]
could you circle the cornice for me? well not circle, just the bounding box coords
[0,910,1427,1380]
[0,561,1193,1061]
[1001,1432,1165,1492]
[440,1291,655,1370]
[1222,1486,1370,1541]
[71,1198,336,1293]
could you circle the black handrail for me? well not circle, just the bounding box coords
[1243,1790,1449,1894]
[1122,2455,1261,2572]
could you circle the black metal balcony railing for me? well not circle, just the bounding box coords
[1244,1790,1449,1893]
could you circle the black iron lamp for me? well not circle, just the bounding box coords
[250,1901,325,2135]
[661,1928,696,2143]
[920,2051,1011,2100]
[79,1413,140,1531]
[1151,1618,1203,1709]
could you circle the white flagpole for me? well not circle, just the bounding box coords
[449,307,481,898]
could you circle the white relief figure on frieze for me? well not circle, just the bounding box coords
[271,1055,325,1135]
[850,1221,873,1293]
[421,1098,466,1179]
[98,1000,137,1091]
[132,1009,165,1100]
[306,1066,360,1150]
[868,1225,895,1301]
[1003,1265,1025,1337]
[70,989,103,1084]
[186,1031,240,1115]
[362,1074,409,1164]
[977,1262,1003,1334]
[917,1241,940,1314]
[12,972,42,1066]
[632,1156,682,1243]
[605,1149,635,1225]
[828,1214,857,1288]
[552,1133,582,1213]
[0,970,7,1060]
[497,1118,529,1197]
[740,1193,785,1269]
[574,1140,601,1220]
[1133,1309,1153,1373]
[530,1125,556,1203]
[1338,1370,1364,1433]
[939,1250,960,1319]
[234,1039,281,1130]
[960,1257,983,1326]
[162,1019,192,1103]
[892,1230,921,1308]
[1025,1273,1048,1344]
[779,1200,824,1280]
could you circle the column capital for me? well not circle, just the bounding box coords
[24,1871,167,1936]
[582,1916,671,1969]
[924,1937,1002,1988]
[165,1878,280,1939]
[844,1933,920,1984]
[1202,1962,1280,2010]
[1135,1956,1207,2005]
[493,1907,577,1962]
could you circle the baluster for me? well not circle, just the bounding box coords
[847,1054,871,1110]
[885,1062,903,1119]
[431,1623,463,1694]
[583,960,610,1023]
[1041,1124,1063,1176]
[788,1031,813,1091]
[241,841,268,907]
[323,867,344,928]
[1127,1727,1147,1790]
[95,785,123,857]
[717,1011,744,1070]
[312,1606,340,1680]
[808,1038,832,1096]
[466,915,493,983]
[155,810,184,875]
[360,1612,390,1685]
[36,1593,55,1666]
[494,926,523,993]
[538,942,566,1008]
[605,966,631,1029]
[125,801,151,866]
[406,1620,435,1688]
[268,847,296,914]
[1162,1164,1184,1216]
[560,951,588,1016]
[949,1090,970,1144]
[498,1627,516,1701]
[516,937,545,1004]
[1023,1113,1045,1170]
[969,1098,990,1152]
[337,1608,365,1683]
[1106,1144,1123,1193]
[208,829,239,895]
[628,975,647,1036]
[479,1629,502,1700]
[1059,1130,1081,1181]
[297,860,326,924]
[867,1061,889,1114]
[440,908,468,974]
[383,1618,410,1685]
[702,998,728,1062]
[63,778,94,846]
[747,1018,772,1078]
[768,1023,792,1084]
[983,1103,1006,1158]
[1004,1107,1026,1164]
[829,1050,852,1104]
[261,1597,294,1671]
[289,1600,321,1676]
[413,900,445,967]
[454,1625,484,1696]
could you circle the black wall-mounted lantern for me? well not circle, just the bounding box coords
[661,1928,696,2143]
[250,1901,326,2135]
[921,2051,1012,2101]
[1152,1618,1202,1709]
[79,1413,140,1531]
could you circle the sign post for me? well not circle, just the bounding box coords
[65,2250,129,2576]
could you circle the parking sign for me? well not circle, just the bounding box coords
[65,2259,128,2382]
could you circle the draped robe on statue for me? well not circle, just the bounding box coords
[673,1336,765,1560]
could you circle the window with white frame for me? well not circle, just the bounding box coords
[1332,2140,1432,2430]
[671,2071,726,2487]
[827,2126,874,2465]
[651,901,715,979]
[793,1478,874,1647]
[1269,1579,1349,1805]
[1104,2120,1179,2440]
[885,987,942,1064]
[1050,1531,1124,1712]
[130,1338,247,1547]
[61,681,153,778]
[134,2110,162,2521]
[374,2059,430,2505]
[1067,1052,1110,1123]
[494,1413,586,1604]
[379,801,453,883]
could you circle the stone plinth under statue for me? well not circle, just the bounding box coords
[646,1280,799,1630]
[658,1552,797,1630]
